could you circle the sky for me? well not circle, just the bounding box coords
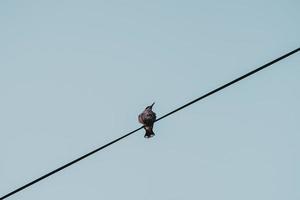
[0,0,299,200]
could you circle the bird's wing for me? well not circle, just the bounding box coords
[138,114,144,124]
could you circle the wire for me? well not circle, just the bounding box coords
[1,47,299,200]
[156,47,300,122]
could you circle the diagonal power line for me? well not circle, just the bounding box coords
[1,47,299,200]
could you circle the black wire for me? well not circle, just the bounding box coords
[156,47,300,122]
[1,47,299,200]
[0,127,144,200]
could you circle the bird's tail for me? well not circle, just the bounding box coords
[144,127,155,138]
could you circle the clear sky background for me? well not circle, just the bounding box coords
[0,1,299,200]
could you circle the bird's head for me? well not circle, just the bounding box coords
[145,102,155,110]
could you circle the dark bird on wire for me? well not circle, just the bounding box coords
[138,102,156,138]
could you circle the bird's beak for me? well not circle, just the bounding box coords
[150,102,155,108]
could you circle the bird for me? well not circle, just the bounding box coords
[138,102,156,138]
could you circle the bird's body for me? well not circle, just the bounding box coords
[138,103,156,138]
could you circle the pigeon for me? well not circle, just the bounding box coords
[138,102,156,138]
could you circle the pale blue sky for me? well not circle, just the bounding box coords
[0,1,299,200]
